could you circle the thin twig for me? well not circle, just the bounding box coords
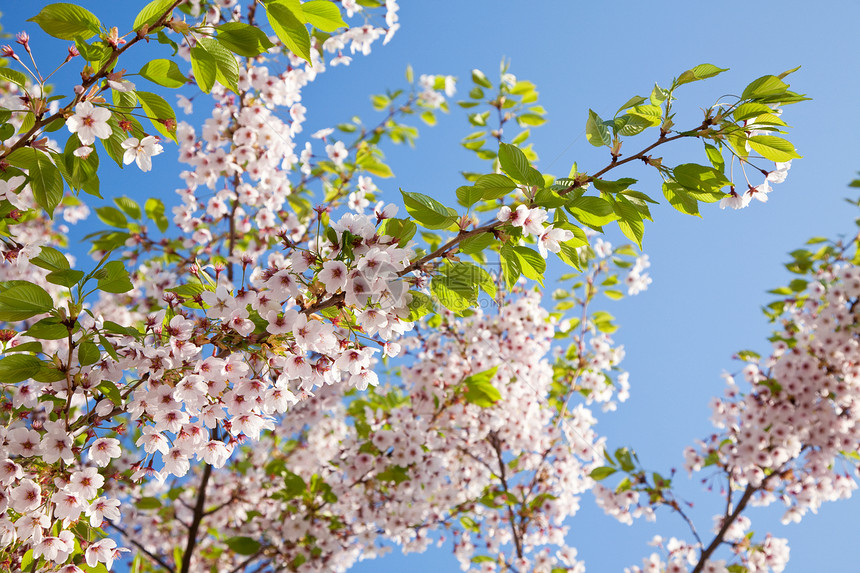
[106,520,175,573]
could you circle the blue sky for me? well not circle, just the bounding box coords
[5,0,860,570]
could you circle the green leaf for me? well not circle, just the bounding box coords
[78,341,100,366]
[704,143,724,172]
[500,245,522,289]
[406,290,434,321]
[0,284,53,322]
[463,366,500,407]
[517,113,546,127]
[301,0,347,31]
[625,104,662,126]
[592,178,637,194]
[662,182,700,217]
[217,22,276,57]
[282,470,306,498]
[401,191,458,230]
[430,273,474,314]
[28,150,64,218]
[0,354,42,384]
[676,63,728,86]
[26,318,70,340]
[567,197,618,227]
[589,466,617,481]
[377,218,416,246]
[650,83,668,106]
[145,198,169,233]
[74,39,111,67]
[225,536,261,556]
[732,102,775,123]
[98,380,122,405]
[453,262,496,298]
[377,465,410,483]
[27,3,100,40]
[498,143,542,187]
[612,195,645,249]
[139,59,188,89]
[614,95,647,116]
[133,0,175,32]
[0,68,28,89]
[95,261,133,294]
[673,163,731,194]
[459,232,494,255]
[31,246,70,272]
[741,75,788,100]
[62,133,101,194]
[46,269,85,288]
[267,2,312,64]
[136,90,178,142]
[471,69,492,89]
[135,496,162,510]
[747,135,801,162]
[474,173,518,200]
[585,109,611,147]
[190,45,217,94]
[356,155,394,178]
[95,206,128,229]
[157,30,179,55]
[114,196,142,220]
[456,185,485,207]
[512,246,545,285]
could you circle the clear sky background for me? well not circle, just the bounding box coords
[5,0,860,571]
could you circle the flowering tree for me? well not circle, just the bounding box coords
[0,1,851,573]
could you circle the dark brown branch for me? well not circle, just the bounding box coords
[489,431,523,559]
[691,485,755,573]
[179,461,213,573]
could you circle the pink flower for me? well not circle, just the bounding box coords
[88,437,121,467]
[318,260,348,293]
[10,479,41,513]
[85,496,121,526]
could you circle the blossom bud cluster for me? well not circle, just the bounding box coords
[687,264,860,525]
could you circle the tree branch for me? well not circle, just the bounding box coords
[106,520,175,573]
[179,461,213,573]
[489,431,523,559]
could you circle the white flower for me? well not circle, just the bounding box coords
[66,101,112,145]
[176,94,193,114]
[0,175,29,210]
[311,127,334,139]
[121,135,164,172]
[538,225,574,258]
[767,160,792,184]
[73,145,93,159]
[85,496,121,527]
[326,140,348,167]
[107,78,136,92]
[88,437,121,467]
[718,190,750,210]
[86,538,123,570]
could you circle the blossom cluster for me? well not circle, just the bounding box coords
[686,264,860,524]
[108,289,634,572]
